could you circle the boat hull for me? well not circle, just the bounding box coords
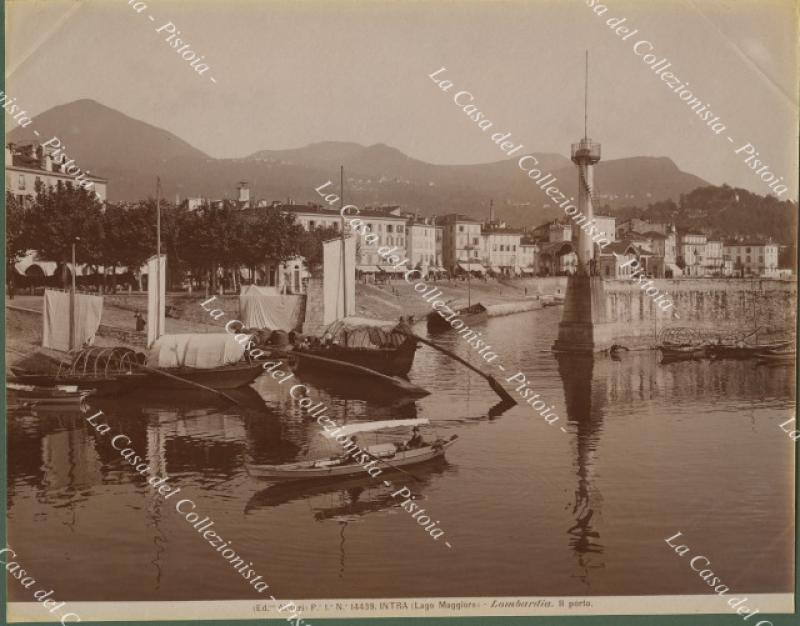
[658,345,707,361]
[426,304,488,332]
[9,373,143,396]
[296,337,417,377]
[287,351,429,397]
[8,383,92,411]
[141,363,265,390]
[247,437,456,481]
[710,341,792,359]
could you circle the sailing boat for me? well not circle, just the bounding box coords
[290,166,421,380]
[245,418,457,481]
[138,178,264,391]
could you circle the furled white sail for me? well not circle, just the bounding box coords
[323,236,356,325]
[146,254,166,348]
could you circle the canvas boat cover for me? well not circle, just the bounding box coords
[146,333,249,369]
[321,316,409,348]
[239,293,305,331]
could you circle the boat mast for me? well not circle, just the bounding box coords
[155,176,163,338]
[339,165,348,318]
[69,238,77,350]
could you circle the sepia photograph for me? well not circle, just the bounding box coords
[4,0,798,623]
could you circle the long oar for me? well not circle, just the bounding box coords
[132,363,242,406]
[406,332,516,405]
[372,455,424,483]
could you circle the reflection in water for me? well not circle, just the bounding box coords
[6,309,795,601]
[556,353,605,589]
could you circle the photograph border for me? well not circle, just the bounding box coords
[2,3,798,624]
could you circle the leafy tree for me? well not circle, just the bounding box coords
[297,224,340,269]
[25,180,104,287]
[6,192,29,298]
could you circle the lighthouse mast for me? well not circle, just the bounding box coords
[571,51,601,275]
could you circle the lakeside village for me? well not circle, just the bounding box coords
[7,139,793,299]
[6,135,797,497]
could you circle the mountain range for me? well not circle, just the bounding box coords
[8,99,710,226]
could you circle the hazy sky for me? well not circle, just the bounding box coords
[5,0,799,198]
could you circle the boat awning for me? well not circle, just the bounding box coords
[322,418,430,439]
[490,266,502,273]
[358,265,381,273]
[458,262,486,274]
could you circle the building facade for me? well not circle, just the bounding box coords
[6,142,108,202]
[406,219,438,270]
[678,232,708,277]
[723,242,780,277]
[480,226,523,275]
[441,214,482,272]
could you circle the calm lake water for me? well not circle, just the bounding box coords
[7,308,796,601]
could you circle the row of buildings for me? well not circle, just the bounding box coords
[533,215,785,279]
[7,142,789,292]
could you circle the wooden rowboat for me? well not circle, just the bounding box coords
[247,435,457,481]
[7,382,92,410]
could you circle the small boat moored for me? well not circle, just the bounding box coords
[7,382,93,411]
[427,302,488,332]
[247,419,456,481]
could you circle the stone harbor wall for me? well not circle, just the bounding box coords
[554,276,797,351]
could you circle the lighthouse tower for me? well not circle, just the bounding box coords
[552,51,614,353]
[571,52,601,275]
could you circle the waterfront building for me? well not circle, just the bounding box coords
[723,241,780,277]
[592,215,616,245]
[405,217,438,273]
[5,142,108,202]
[597,241,648,278]
[704,240,725,276]
[281,203,344,232]
[678,231,708,277]
[538,241,577,276]
[480,225,523,276]
[441,213,484,274]
[518,239,539,275]
[542,220,573,243]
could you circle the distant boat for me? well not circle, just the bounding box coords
[247,419,455,481]
[710,340,793,360]
[756,347,796,364]
[426,302,488,332]
[541,294,565,307]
